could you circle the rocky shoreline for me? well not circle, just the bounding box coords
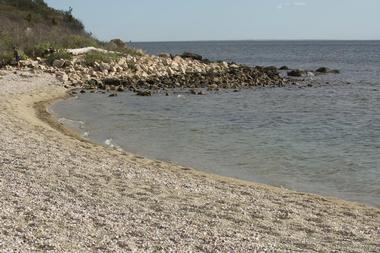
[2,49,339,97]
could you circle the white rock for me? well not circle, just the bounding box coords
[20,60,39,68]
[56,72,68,83]
[168,68,175,76]
[118,57,127,65]
[52,59,66,68]
[99,62,110,72]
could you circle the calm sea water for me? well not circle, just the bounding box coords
[53,41,380,206]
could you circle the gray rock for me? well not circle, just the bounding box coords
[316,67,330,73]
[287,69,306,77]
[159,53,171,58]
[181,52,203,61]
[316,67,340,74]
[52,59,66,68]
[136,90,152,96]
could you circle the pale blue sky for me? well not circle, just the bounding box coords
[45,0,380,42]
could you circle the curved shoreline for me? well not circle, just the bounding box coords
[42,89,374,208]
[0,70,379,251]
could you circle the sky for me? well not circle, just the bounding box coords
[45,0,380,42]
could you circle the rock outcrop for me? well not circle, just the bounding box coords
[2,49,340,96]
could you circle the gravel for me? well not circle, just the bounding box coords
[0,69,379,252]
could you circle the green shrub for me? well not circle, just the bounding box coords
[24,42,59,58]
[47,49,72,64]
[118,47,144,57]
[101,40,144,57]
[0,34,13,51]
[84,51,121,66]
[18,50,28,60]
[0,49,27,65]
[0,51,14,65]
[62,35,98,49]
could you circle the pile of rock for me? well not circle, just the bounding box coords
[3,48,340,96]
[87,64,289,95]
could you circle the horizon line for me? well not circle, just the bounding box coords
[129,39,380,43]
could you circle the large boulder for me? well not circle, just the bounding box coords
[287,69,306,77]
[159,53,171,58]
[315,67,330,73]
[136,90,152,96]
[316,67,340,74]
[20,60,39,68]
[181,52,203,61]
[103,77,121,86]
[263,66,279,75]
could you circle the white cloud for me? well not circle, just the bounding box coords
[277,1,307,9]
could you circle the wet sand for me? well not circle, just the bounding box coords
[0,69,379,252]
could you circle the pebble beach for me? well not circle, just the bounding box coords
[0,69,379,252]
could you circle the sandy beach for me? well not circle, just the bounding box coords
[0,69,379,252]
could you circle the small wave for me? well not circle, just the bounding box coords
[58,117,85,130]
[105,138,113,146]
[104,138,123,151]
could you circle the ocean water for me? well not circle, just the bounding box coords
[52,41,380,206]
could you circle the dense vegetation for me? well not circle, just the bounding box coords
[0,0,142,65]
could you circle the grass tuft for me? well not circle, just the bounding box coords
[84,51,121,66]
